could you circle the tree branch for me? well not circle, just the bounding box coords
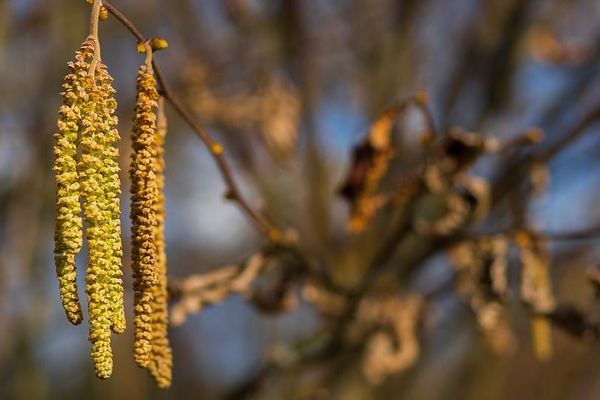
[102,0,280,239]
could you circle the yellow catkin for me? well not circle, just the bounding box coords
[148,97,173,388]
[53,41,93,326]
[96,63,126,335]
[78,37,124,379]
[79,72,112,378]
[130,64,160,368]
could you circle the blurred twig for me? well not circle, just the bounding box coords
[102,0,280,240]
[470,224,600,242]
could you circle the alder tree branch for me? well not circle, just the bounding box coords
[469,223,600,242]
[102,0,280,240]
[540,225,600,241]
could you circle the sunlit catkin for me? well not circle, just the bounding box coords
[53,40,94,326]
[79,38,124,379]
[130,62,160,368]
[54,0,127,381]
[96,63,126,335]
[148,97,173,388]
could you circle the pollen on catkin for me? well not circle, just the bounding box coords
[130,63,160,368]
[96,63,126,335]
[79,71,113,379]
[53,40,95,326]
[78,37,124,379]
[148,97,173,388]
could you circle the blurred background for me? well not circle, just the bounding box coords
[2,0,600,399]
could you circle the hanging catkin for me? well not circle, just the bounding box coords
[148,97,173,388]
[78,35,125,378]
[53,40,93,326]
[54,0,126,378]
[96,62,126,335]
[80,71,113,379]
[130,59,160,368]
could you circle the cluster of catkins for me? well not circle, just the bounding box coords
[53,37,172,387]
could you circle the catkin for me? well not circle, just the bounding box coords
[54,0,128,380]
[96,63,126,335]
[78,37,124,379]
[54,16,173,384]
[148,97,173,388]
[53,40,93,326]
[130,64,160,368]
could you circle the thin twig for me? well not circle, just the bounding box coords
[490,100,600,210]
[101,0,279,239]
[539,104,600,162]
[538,226,600,241]
[88,0,102,76]
[468,224,600,242]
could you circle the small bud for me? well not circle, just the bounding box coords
[414,90,429,106]
[99,6,109,21]
[418,130,434,147]
[211,143,223,154]
[484,137,501,153]
[224,189,235,200]
[514,231,532,248]
[150,38,169,51]
[268,228,283,243]
[526,128,544,143]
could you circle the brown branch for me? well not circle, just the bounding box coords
[102,0,279,239]
[491,99,600,212]
[543,304,600,340]
[539,226,600,241]
[469,224,600,242]
[538,103,600,162]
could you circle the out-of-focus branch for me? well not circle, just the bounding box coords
[441,0,534,128]
[102,0,280,239]
[543,304,600,340]
[537,226,600,241]
[491,101,600,209]
[168,243,313,325]
[169,254,267,326]
[538,104,600,162]
[469,223,600,242]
